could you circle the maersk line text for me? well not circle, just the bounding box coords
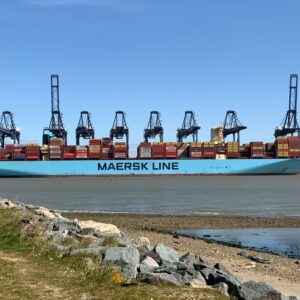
[97,162,179,171]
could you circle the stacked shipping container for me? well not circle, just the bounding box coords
[76,146,88,159]
[48,138,64,160]
[190,142,202,158]
[265,143,275,158]
[26,145,40,160]
[226,142,239,158]
[288,136,300,158]
[13,145,26,160]
[276,137,289,158]
[88,139,101,159]
[101,138,113,160]
[152,142,165,159]
[113,142,128,159]
[137,142,151,159]
[203,142,216,158]
[250,142,264,158]
[165,142,177,159]
[62,146,76,160]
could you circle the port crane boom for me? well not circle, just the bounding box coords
[144,111,163,142]
[76,111,95,145]
[110,111,129,145]
[223,110,247,143]
[274,74,300,137]
[177,111,200,142]
[43,74,67,145]
[0,111,20,148]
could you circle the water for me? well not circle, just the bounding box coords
[177,228,300,259]
[0,176,299,216]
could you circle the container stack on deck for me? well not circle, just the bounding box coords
[250,141,264,158]
[226,142,240,158]
[48,138,64,160]
[203,142,216,158]
[190,142,202,158]
[265,143,275,158]
[165,142,177,159]
[288,136,300,158]
[26,145,40,160]
[101,138,113,160]
[13,145,26,160]
[62,146,75,160]
[137,142,152,159]
[113,142,128,159]
[75,145,88,159]
[276,137,289,158]
[152,142,165,159]
[88,139,101,159]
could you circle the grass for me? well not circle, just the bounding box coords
[0,208,229,300]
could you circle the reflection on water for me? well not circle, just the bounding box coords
[0,176,299,216]
[177,228,300,259]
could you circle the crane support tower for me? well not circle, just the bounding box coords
[274,74,300,137]
[76,111,95,145]
[110,111,129,145]
[223,110,247,144]
[144,111,163,142]
[43,75,67,145]
[0,111,20,148]
[177,111,200,143]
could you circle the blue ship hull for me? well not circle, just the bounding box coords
[0,159,300,176]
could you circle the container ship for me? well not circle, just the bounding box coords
[0,137,299,176]
[0,74,299,177]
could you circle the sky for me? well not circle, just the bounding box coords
[0,0,300,153]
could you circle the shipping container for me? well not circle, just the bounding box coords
[250,141,264,158]
[275,137,289,158]
[177,143,190,159]
[203,142,216,159]
[226,142,239,158]
[152,142,165,159]
[165,142,177,159]
[138,142,152,159]
[190,142,202,159]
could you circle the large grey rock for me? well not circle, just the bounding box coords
[138,245,162,264]
[180,252,214,269]
[214,263,233,277]
[70,246,105,256]
[103,246,140,283]
[237,281,281,300]
[139,256,159,273]
[154,243,180,264]
[79,220,120,236]
[42,217,81,234]
[134,236,151,251]
[141,272,184,286]
[181,269,207,285]
[49,243,70,257]
[213,282,229,296]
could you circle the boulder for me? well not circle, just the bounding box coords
[103,246,140,283]
[49,243,70,256]
[79,220,120,236]
[237,281,281,300]
[188,278,208,288]
[179,252,200,269]
[42,217,81,234]
[137,245,162,264]
[213,282,229,296]
[181,269,207,285]
[154,243,180,264]
[134,237,151,251]
[0,199,16,209]
[141,272,184,286]
[35,207,62,219]
[214,263,233,277]
[139,256,159,273]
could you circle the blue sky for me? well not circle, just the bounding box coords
[1,0,300,151]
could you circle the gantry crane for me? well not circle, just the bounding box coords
[110,111,129,145]
[43,75,67,145]
[0,111,20,148]
[274,74,300,137]
[75,111,95,145]
[223,110,247,143]
[144,111,163,142]
[177,111,200,142]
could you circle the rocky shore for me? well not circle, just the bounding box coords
[1,199,299,300]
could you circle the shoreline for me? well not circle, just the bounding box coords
[63,212,300,297]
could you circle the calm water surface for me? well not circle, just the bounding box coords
[0,176,299,216]
[177,228,300,259]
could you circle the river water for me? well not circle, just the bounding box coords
[0,176,299,216]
